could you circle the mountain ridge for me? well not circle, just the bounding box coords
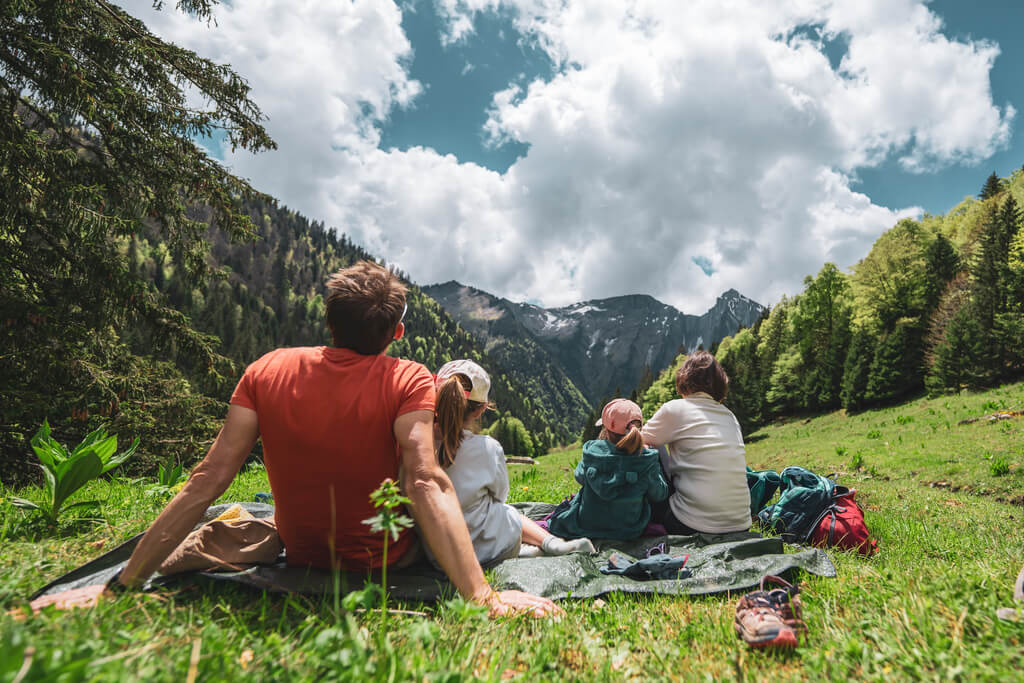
[423,281,765,406]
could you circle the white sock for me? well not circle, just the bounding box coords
[541,536,597,555]
[518,544,544,558]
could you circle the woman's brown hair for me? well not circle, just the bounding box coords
[599,423,644,455]
[435,374,488,467]
[675,350,729,402]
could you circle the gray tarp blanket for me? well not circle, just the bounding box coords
[30,502,835,603]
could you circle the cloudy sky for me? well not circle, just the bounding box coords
[119,0,1021,314]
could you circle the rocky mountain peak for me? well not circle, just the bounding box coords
[423,281,764,406]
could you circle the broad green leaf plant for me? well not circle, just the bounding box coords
[11,420,138,524]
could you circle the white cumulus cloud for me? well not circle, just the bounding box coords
[117,0,1013,315]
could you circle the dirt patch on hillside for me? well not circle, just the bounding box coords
[921,480,1024,506]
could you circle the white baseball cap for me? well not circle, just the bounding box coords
[435,359,491,403]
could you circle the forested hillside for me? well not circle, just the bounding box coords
[643,170,1024,435]
[128,200,581,455]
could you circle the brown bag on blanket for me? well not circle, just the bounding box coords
[158,504,282,575]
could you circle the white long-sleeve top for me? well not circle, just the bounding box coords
[641,393,751,533]
[427,431,522,567]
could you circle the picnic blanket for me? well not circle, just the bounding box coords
[31,502,835,603]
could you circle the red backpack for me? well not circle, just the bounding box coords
[809,487,878,556]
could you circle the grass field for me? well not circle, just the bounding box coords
[3,383,1024,681]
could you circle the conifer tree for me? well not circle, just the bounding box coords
[972,209,1004,335]
[996,195,1021,294]
[789,263,852,410]
[980,172,1003,200]
[2,0,274,330]
[864,321,925,403]
[922,233,960,312]
[580,395,608,443]
[840,325,874,411]
[927,307,986,392]
[970,197,1021,380]
[1,0,275,473]
[988,195,1024,376]
[925,274,974,392]
[632,364,655,407]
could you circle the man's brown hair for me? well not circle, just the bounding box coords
[675,350,729,402]
[325,261,406,354]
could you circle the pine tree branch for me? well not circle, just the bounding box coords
[92,0,273,149]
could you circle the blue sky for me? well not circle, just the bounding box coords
[125,0,1021,313]
[378,2,550,172]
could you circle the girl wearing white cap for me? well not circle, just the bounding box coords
[430,359,595,565]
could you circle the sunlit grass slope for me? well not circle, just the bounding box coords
[2,383,1023,680]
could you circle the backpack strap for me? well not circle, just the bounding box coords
[806,502,842,544]
[826,508,838,546]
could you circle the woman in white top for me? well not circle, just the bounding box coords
[429,360,594,567]
[641,351,751,535]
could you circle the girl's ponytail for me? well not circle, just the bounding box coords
[436,375,471,467]
[616,425,644,455]
[599,424,644,455]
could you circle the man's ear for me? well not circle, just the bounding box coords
[393,322,405,340]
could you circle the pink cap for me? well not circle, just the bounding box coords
[595,398,643,434]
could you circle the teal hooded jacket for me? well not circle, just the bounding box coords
[548,440,670,540]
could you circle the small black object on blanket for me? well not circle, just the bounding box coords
[600,552,692,580]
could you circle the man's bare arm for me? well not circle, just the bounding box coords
[394,410,560,617]
[118,405,259,587]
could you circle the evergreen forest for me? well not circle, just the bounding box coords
[3,190,579,484]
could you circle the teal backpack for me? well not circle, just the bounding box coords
[756,466,836,542]
[745,466,782,518]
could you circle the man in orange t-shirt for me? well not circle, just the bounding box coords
[228,344,431,569]
[118,261,558,618]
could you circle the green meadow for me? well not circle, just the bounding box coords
[3,383,1024,681]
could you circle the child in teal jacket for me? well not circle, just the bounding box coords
[549,399,669,540]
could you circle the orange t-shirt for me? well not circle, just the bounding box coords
[230,346,434,570]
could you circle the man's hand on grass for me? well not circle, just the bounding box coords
[479,588,563,618]
[28,584,109,613]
